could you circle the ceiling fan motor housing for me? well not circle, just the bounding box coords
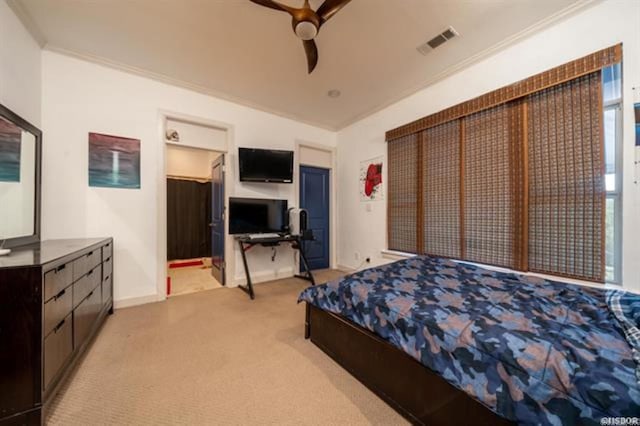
[295,20,318,40]
[291,8,320,40]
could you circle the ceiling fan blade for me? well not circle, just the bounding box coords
[316,0,352,25]
[303,39,318,74]
[249,0,295,14]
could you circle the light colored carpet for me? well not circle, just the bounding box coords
[167,261,223,297]
[46,270,407,425]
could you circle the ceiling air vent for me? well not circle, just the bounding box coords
[417,26,459,56]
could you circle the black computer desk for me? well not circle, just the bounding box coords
[235,234,316,300]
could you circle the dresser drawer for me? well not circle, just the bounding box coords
[72,249,101,282]
[102,242,112,261]
[44,264,72,302]
[73,265,101,308]
[102,274,113,308]
[43,314,73,391]
[103,256,113,279]
[74,288,102,350]
[44,287,72,337]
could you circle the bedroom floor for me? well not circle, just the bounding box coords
[45,270,407,425]
[167,259,223,297]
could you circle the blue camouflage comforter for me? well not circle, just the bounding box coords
[298,255,640,425]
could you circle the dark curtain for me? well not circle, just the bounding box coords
[167,178,212,261]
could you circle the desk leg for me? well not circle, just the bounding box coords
[295,240,316,286]
[237,240,255,300]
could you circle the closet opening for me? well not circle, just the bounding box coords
[166,141,225,297]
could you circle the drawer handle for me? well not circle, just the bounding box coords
[87,269,93,276]
[87,290,94,298]
[54,288,66,301]
[87,251,94,257]
[54,318,66,332]
[56,264,66,272]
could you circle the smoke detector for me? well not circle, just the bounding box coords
[417,26,459,56]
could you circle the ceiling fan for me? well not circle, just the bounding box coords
[249,0,352,74]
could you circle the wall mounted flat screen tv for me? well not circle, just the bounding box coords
[239,148,293,183]
[228,197,288,234]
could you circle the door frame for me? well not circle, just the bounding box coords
[294,140,337,270]
[157,111,235,301]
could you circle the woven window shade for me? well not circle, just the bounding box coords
[422,121,461,258]
[463,103,525,269]
[527,72,605,282]
[386,47,617,282]
[386,44,621,141]
[387,134,419,253]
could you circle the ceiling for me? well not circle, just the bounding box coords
[13,0,592,130]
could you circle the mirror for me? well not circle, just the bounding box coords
[0,104,41,249]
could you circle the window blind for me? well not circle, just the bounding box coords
[386,45,621,141]
[387,133,419,253]
[463,103,525,269]
[527,72,605,281]
[385,45,618,283]
[422,121,461,259]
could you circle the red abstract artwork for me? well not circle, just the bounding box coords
[359,156,383,201]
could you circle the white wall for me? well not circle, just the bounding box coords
[336,0,640,292]
[166,119,227,152]
[299,145,333,169]
[0,1,41,126]
[41,51,336,307]
[166,143,220,179]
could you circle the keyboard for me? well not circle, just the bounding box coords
[247,233,281,240]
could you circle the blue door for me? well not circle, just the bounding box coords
[299,165,330,271]
[211,155,225,284]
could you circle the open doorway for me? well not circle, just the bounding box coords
[166,142,225,297]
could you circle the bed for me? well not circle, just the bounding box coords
[298,255,640,425]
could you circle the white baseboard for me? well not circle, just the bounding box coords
[113,294,160,310]
[232,267,295,287]
[336,264,356,273]
[113,267,296,308]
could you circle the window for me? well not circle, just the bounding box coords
[387,133,419,254]
[463,103,524,269]
[422,121,460,259]
[603,63,622,283]
[386,45,622,284]
[527,73,605,281]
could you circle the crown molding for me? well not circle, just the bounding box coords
[44,45,339,132]
[333,0,601,131]
[6,0,47,47]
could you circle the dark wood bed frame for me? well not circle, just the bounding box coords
[304,303,513,425]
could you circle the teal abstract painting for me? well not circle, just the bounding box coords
[89,132,140,189]
[0,117,21,182]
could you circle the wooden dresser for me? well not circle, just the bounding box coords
[0,238,114,425]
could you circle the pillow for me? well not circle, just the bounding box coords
[607,289,640,383]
